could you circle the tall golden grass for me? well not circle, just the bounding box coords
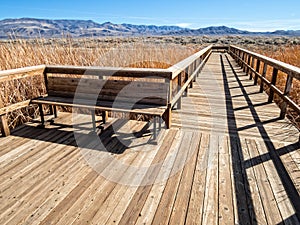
[0,37,196,130]
[258,45,300,128]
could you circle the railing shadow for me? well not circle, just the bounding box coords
[220,54,257,224]
[222,53,300,223]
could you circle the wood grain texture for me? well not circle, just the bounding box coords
[0,52,299,225]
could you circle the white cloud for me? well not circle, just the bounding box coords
[222,19,300,32]
[175,23,192,28]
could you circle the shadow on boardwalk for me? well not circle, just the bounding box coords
[221,54,300,224]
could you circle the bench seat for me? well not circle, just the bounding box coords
[31,95,167,140]
[31,96,167,116]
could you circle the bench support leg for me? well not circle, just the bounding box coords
[0,115,10,137]
[91,110,96,132]
[53,106,58,118]
[165,105,172,129]
[159,117,162,131]
[38,104,45,126]
[102,111,108,124]
[153,116,157,140]
[49,105,53,115]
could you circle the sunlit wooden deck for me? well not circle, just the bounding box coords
[0,52,299,225]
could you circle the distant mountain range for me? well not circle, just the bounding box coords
[0,18,300,39]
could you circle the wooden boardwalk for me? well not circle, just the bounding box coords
[0,52,299,225]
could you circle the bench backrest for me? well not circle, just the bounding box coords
[46,75,169,106]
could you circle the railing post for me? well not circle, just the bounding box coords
[240,52,244,67]
[189,65,193,88]
[0,114,10,137]
[243,54,247,72]
[260,63,268,93]
[243,53,247,70]
[238,50,242,66]
[280,74,293,118]
[197,58,202,77]
[193,61,196,82]
[165,77,172,128]
[184,67,189,96]
[250,57,255,80]
[268,68,278,103]
[177,72,182,109]
[254,60,261,85]
[247,54,251,75]
[0,101,10,137]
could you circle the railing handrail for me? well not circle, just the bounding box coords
[0,65,46,81]
[230,45,300,80]
[229,45,300,118]
[168,45,213,79]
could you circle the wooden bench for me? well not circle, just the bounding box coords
[31,66,172,140]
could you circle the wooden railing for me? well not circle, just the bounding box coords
[0,65,46,136]
[2,44,298,137]
[0,45,214,136]
[229,45,300,119]
[166,45,213,125]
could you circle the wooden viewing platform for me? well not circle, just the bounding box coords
[0,46,299,224]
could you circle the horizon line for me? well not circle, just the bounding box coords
[0,17,300,33]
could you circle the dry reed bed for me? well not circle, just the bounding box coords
[0,38,196,130]
[1,37,300,131]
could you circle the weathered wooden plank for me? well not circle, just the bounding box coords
[134,131,182,225]
[37,170,99,224]
[0,126,41,157]
[240,138,270,225]
[74,121,156,225]
[0,120,87,212]
[185,133,209,224]
[0,146,87,224]
[218,135,235,225]
[108,129,177,225]
[151,131,192,224]
[51,120,142,225]
[0,123,74,181]
[279,143,300,196]
[256,140,300,225]
[80,121,163,224]
[201,134,219,225]
[229,137,252,224]
[38,118,128,224]
[168,132,200,224]
[248,138,283,224]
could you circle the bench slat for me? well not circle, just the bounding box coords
[31,96,167,116]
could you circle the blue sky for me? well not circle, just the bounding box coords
[0,0,300,31]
